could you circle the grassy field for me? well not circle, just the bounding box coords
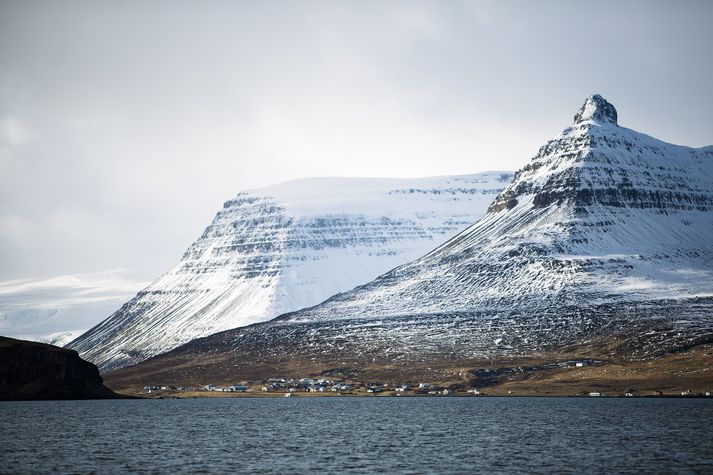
[107,343,713,398]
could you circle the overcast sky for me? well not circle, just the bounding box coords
[1,0,712,337]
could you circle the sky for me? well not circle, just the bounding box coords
[1,0,712,339]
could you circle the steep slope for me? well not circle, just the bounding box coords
[269,95,713,354]
[70,173,512,370]
[286,95,713,319]
[104,95,713,388]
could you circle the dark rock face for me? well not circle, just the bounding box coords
[0,337,121,400]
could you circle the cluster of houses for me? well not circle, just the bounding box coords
[202,384,249,392]
[144,381,712,397]
[257,378,469,395]
[144,378,484,396]
[585,389,713,397]
[260,377,354,393]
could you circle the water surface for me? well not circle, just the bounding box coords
[1,397,712,473]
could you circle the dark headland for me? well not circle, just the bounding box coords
[0,336,127,400]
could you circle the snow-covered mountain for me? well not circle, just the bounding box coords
[112,94,713,382]
[265,95,713,357]
[69,173,512,370]
[36,330,85,348]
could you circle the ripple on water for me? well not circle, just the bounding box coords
[1,397,712,474]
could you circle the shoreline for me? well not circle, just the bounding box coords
[111,389,713,400]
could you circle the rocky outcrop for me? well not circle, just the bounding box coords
[0,336,121,400]
[573,93,618,125]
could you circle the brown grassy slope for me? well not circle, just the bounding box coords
[103,334,713,397]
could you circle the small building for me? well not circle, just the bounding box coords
[706,391,712,397]
[332,383,353,392]
[442,389,450,395]
[418,383,432,389]
[228,385,248,392]
[588,392,601,397]
[681,389,694,396]
[653,390,664,396]
[467,388,481,395]
[575,362,588,368]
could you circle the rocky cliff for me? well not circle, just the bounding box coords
[0,336,121,400]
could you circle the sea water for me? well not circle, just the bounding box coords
[1,397,712,473]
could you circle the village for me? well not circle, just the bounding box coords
[142,376,713,398]
[143,377,479,397]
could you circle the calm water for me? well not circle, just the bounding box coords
[1,397,712,474]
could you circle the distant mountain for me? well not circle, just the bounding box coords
[37,331,84,348]
[104,95,713,388]
[69,173,512,370]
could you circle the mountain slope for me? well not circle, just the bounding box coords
[104,95,713,388]
[69,173,512,370]
[285,94,713,319]
[268,95,713,354]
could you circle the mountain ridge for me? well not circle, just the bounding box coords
[69,172,513,370]
[103,94,713,389]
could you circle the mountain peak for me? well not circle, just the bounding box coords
[573,94,618,126]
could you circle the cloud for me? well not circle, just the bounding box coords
[0,1,711,338]
[0,116,34,148]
